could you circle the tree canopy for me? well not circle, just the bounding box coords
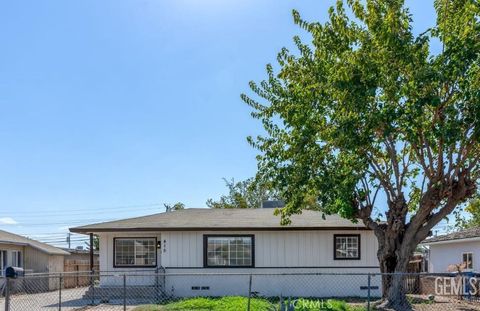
[455,197,480,229]
[206,178,278,209]
[242,0,479,307]
[164,202,185,212]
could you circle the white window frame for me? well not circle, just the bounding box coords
[462,252,473,270]
[113,238,157,268]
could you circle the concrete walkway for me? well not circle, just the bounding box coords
[0,287,151,310]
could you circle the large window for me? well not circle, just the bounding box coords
[114,238,156,267]
[204,235,254,268]
[334,234,361,260]
[463,252,473,270]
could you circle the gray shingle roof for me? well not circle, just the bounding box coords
[70,208,367,233]
[422,227,480,244]
[0,230,70,256]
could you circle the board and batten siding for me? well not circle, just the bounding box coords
[24,246,50,272]
[162,230,378,268]
[97,230,380,295]
[98,230,378,270]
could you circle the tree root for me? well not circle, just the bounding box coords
[372,299,413,311]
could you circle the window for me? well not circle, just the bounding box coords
[334,234,361,260]
[0,250,6,276]
[114,238,156,267]
[11,250,21,267]
[204,235,254,267]
[463,252,473,270]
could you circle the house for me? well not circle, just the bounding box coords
[0,229,70,275]
[422,227,480,273]
[70,208,381,298]
[0,229,70,291]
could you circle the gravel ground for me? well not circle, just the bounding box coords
[0,288,145,311]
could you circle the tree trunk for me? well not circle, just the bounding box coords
[375,233,415,311]
[378,258,411,310]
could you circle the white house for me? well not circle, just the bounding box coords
[70,208,381,298]
[422,227,480,273]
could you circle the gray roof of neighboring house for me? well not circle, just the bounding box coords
[422,227,480,244]
[70,208,367,233]
[0,230,70,256]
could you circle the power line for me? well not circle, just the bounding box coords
[7,207,163,218]
[38,236,87,242]
[5,203,164,216]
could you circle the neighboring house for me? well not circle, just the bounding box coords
[70,208,381,298]
[422,227,480,273]
[0,230,70,291]
[0,229,70,276]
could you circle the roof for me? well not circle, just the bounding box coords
[422,227,480,245]
[70,208,368,233]
[0,230,70,256]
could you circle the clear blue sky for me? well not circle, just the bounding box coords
[0,0,440,246]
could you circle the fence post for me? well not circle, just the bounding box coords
[90,270,95,305]
[247,274,252,311]
[5,278,10,311]
[367,273,371,311]
[58,275,62,311]
[123,274,127,311]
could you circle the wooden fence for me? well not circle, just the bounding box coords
[63,259,99,288]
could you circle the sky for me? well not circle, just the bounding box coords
[0,0,441,247]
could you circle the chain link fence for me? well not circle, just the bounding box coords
[1,271,480,310]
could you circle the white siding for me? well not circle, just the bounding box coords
[165,267,381,298]
[97,230,380,296]
[98,230,378,270]
[161,230,378,268]
[429,240,480,273]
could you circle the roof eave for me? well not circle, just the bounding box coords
[0,240,70,256]
[422,236,480,245]
[70,226,370,234]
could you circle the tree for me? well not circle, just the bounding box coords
[206,178,278,209]
[455,198,480,229]
[164,202,185,212]
[242,0,480,309]
[85,235,99,251]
